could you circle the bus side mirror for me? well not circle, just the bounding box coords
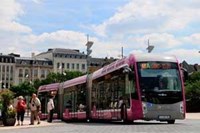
[123,66,135,80]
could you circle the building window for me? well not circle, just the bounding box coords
[6,66,9,72]
[76,64,79,70]
[34,69,38,78]
[41,69,45,78]
[72,63,75,69]
[67,63,70,69]
[10,66,13,73]
[46,70,50,76]
[2,65,5,72]
[19,69,23,77]
[25,69,29,77]
[57,63,60,69]
[62,63,65,69]
[82,64,86,70]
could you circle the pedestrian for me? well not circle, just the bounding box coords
[29,93,41,125]
[47,95,54,123]
[16,96,26,126]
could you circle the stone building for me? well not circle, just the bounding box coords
[35,48,87,73]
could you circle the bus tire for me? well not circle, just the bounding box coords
[121,104,127,123]
[167,120,175,124]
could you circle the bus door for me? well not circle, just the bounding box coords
[38,92,48,119]
[111,77,120,119]
[70,90,78,119]
[97,82,104,119]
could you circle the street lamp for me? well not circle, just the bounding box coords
[146,39,154,53]
[86,41,93,74]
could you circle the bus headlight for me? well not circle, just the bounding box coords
[180,102,184,114]
[142,102,148,114]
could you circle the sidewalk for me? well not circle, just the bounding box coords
[0,116,62,130]
[0,113,200,130]
[186,113,200,119]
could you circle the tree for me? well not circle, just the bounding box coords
[185,71,200,112]
[10,81,36,97]
[0,89,16,126]
[43,71,84,83]
[10,71,84,98]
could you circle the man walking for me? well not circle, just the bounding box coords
[29,93,41,125]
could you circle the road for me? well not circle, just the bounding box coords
[1,119,200,133]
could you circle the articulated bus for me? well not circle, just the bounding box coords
[37,83,60,120]
[38,53,186,124]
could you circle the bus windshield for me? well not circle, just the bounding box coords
[137,62,182,92]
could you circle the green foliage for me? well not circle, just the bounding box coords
[6,108,16,118]
[0,101,2,110]
[185,71,200,112]
[185,81,200,99]
[0,89,16,118]
[9,71,84,97]
[10,81,36,97]
[0,89,14,106]
[186,71,200,83]
[44,71,84,83]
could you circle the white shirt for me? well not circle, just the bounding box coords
[47,98,54,113]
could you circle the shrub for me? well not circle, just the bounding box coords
[185,72,200,112]
[0,89,16,119]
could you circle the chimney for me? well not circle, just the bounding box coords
[31,52,35,57]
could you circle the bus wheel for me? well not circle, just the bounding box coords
[167,120,175,124]
[121,104,127,123]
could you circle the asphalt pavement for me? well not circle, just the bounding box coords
[0,113,199,130]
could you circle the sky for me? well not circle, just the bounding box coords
[0,0,199,64]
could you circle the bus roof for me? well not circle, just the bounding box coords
[38,83,60,92]
[92,53,178,80]
[63,75,87,89]
[92,57,129,80]
[132,53,178,62]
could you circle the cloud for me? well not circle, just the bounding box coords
[93,0,200,36]
[125,33,181,50]
[0,0,31,33]
[164,49,200,64]
[32,0,43,4]
[0,0,199,65]
[182,33,200,45]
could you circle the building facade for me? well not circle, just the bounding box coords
[14,57,53,85]
[36,48,87,73]
[0,53,53,89]
[0,54,15,89]
[0,48,116,89]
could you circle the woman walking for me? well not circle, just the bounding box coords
[16,96,26,126]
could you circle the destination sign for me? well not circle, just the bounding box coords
[140,62,172,69]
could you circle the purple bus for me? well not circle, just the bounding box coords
[38,83,60,120]
[39,53,186,124]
